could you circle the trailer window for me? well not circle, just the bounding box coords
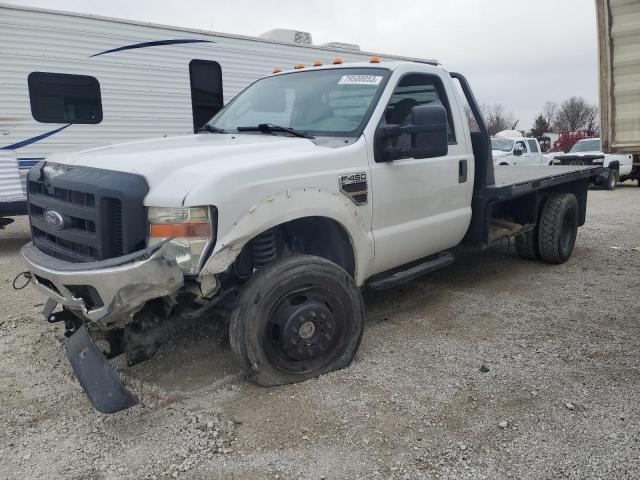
[190,60,223,132]
[28,72,102,124]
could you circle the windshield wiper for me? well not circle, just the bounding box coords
[197,124,225,134]
[237,123,314,139]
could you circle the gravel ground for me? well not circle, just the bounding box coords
[1,183,639,480]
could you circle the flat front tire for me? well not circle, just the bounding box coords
[538,193,579,264]
[229,254,365,386]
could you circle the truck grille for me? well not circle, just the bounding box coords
[553,155,602,166]
[27,163,148,263]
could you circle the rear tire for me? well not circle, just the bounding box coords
[229,254,365,387]
[514,228,539,260]
[538,193,579,264]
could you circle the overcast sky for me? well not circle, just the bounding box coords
[6,0,600,130]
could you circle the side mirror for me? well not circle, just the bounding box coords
[375,104,449,162]
[513,146,524,156]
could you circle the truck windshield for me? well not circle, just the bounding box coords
[491,138,514,152]
[570,139,601,153]
[207,68,391,137]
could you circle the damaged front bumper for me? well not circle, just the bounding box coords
[21,240,184,324]
[66,324,139,413]
[21,240,185,413]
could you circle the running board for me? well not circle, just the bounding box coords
[366,253,454,291]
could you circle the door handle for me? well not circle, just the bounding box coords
[458,159,468,183]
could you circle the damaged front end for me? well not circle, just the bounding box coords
[21,239,184,413]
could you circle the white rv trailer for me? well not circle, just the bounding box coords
[0,2,436,216]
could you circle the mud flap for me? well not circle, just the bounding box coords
[65,324,139,413]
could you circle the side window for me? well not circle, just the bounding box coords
[515,140,528,152]
[189,60,223,132]
[384,73,456,145]
[527,139,539,153]
[28,72,102,124]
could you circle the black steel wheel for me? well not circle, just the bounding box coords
[229,254,364,386]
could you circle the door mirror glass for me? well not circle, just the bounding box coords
[376,104,449,162]
[513,146,524,156]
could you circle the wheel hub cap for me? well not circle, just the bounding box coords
[273,298,337,361]
[298,321,316,339]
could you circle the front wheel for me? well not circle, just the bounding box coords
[229,255,365,386]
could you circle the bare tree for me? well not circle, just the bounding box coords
[483,103,518,136]
[542,101,558,131]
[553,97,599,133]
[463,103,519,136]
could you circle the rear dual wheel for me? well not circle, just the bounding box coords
[229,255,364,386]
[515,193,579,264]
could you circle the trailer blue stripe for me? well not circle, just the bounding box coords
[1,124,71,151]
[18,158,45,169]
[90,39,214,57]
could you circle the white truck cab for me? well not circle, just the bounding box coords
[491,134,544,166]
[20,60,603,412]
[552,138,635,189]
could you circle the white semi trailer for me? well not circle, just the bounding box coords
[596,0,640,171]
[0,2,430,215]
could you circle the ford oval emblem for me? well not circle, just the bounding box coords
[44,210,65,230]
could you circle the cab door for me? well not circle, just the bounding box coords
[514,139,529,165]
[367,71,473,274]
[526,139,542,164]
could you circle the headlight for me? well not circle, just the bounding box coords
[148,206,213,274]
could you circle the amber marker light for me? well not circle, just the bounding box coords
[150,222,210,238]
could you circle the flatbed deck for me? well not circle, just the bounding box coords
[487,165,604,200]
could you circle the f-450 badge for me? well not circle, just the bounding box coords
[339,173,368,205]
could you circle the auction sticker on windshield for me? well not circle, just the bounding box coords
[338,75,383,85]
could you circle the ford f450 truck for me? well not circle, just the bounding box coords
[21,60,603,413]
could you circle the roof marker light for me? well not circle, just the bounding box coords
[370,56,381,63]
[313,60,322,67]
[294,63,305,69]
[273,66,282,73]
[332,57,343,65]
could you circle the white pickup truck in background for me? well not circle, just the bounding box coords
[491,134,545,166]
[552,138,637,190]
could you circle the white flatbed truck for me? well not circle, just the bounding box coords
[19,59,603,412]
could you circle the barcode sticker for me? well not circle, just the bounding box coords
[338,75,383,86]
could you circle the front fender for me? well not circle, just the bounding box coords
[199,187,374,285]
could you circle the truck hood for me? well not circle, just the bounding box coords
[45,133,324,205]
